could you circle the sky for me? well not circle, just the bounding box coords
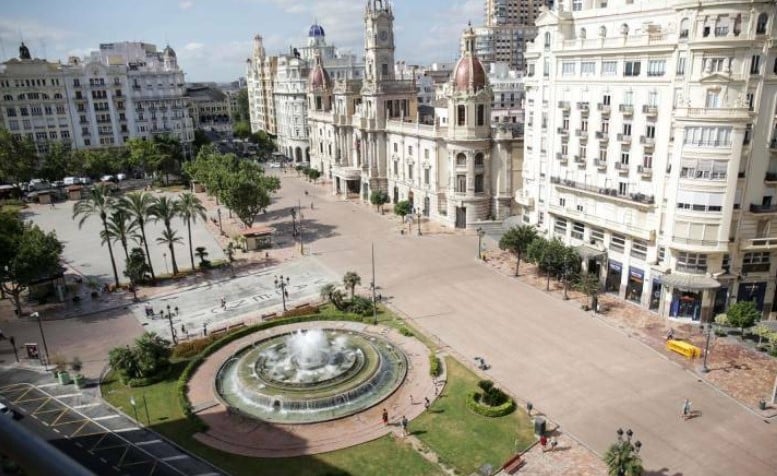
[0,0,483,82]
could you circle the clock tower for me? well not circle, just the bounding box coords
[364,0,395,84]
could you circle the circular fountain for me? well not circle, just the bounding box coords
[215,329,407,424]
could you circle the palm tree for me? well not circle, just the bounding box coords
[343,271,361,299]
[100,209,138,262]
[177,192,207,272]
[156,229,183,274]
[73,183,120,288]
[150,196,181,275]
[119,191,157,283]
[604,438,644,476]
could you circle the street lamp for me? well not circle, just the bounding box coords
[416,210,422,236]
[275,275,290,312]
[30,312,50,368]
[701,323,713,373]
[164,304,177,345]
[162,252,169,275]
[476,227,485,260]
[290,207,297,237]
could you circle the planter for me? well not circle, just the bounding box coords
[73,374,86,389]
[759,400,767,411]
[57,371,72,385]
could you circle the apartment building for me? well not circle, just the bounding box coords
[519,0,777,321]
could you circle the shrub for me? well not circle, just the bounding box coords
[172,336,219,359]
[478,379,494,392]
[399,326,414,337]
[109,332,171,383]
[347,296,374,316]
[482,387,508,407]
[429,353,442,377]
[282,304,320,318]
[466,392,516,417]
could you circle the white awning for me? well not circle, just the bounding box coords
[659,273,721,290]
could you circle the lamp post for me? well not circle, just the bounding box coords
[370,243,378,325]
[476,227,485,260]
[30,312,50,368]
[290,207,297,237]
[164,304,177,345]
[613,428,642,476]
[416,210,422,236]
[275,275,290,312]
[162,252,169,275]
[701,323,713,373]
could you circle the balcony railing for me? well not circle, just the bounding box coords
[594,159,607,170]
[765,172,777,182]
[558,101,571,110]
[638,165,653,177]
[614,162,629,173]
[619,104,634,115]
[550,175,655,205]
[557,127,569,135]
[640,136,655,147]
[598,103,611,114]
[750,203,777,214]
[595,131,609,141]
[617,133,632,144]
[575,129,588,139]
[642,105,658,116]
[577,102,590,112]
[556,152,569,164]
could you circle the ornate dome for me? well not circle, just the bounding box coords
[308,56,331,90]
[452,55,486,93]
[308,24,326,37]
[163,45,176,58]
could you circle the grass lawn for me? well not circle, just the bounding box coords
[409,357,535,474]
[102,361,440,476]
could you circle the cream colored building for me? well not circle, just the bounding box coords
[518,0,777,321]
[246,35,278,135]
[307,0,521,228]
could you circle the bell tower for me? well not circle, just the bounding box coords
[364,0,395,84]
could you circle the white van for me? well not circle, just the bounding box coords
[64,177,78,186]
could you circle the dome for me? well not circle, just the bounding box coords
[309,61,331,90]
[452,55,486,93]
[163,45,176,58]
[308,24,326,37]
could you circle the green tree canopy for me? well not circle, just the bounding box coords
[394,200,411,218]
[727,300,761,332]
[0,128,37,183]
[499,225,538,276]
[370,190,390,213]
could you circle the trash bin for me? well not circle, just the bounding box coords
[533,417,546,436]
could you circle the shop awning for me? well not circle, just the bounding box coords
[575,245,606,260]
[659,273,721,290]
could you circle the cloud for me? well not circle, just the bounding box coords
[0,17,77,61]
[179,1,193,10]
[411,0,482,62]
[183,42,204,51]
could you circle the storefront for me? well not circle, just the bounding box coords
[670,289,703,321]
[649,277,662,310]
[713,287,729,315]
[626,267,644,303]
[659,273,721,322]
[606,260,622,294]
[737,282,767,311]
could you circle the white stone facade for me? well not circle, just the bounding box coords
[519,0,777,320]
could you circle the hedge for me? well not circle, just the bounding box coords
[466,392,516,417]
[429,353,442,377]
[176,313,374,432]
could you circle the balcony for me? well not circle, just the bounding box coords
[557,127,569,136]
[614,162,630,174]
[640,135,655,147]
[594,159,607,170]
[575,129,588,141]
[573,155,586,168]
[597,103,611,115]
[550,175,656,206]
[617,133,632,144]
[558,101,571,111]
[765,172,777,183]
[770,139,777,153]
[577,102,590,116]
[619,104,634,116]
[642,105,658,117]
[515,190,535,208]
[556,152,569,164]
[638,165,653,178]
[744,238,777,250]
[750,203,777,214]
[595,131,609,141]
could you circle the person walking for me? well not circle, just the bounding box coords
[401,415,409,437]
[549,437,558,452]
[424,397,430,411]
[220,296,226,309]
[381,408,389,426]
[539,434,548,452]
[681,398,692,420]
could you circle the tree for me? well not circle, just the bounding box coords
[526,237,548,277]
[343,271,362,299]
[603,438,644,476]
[576,272,602,312]
[73,183,120,288]
[370,190,390,214]
[124,247,151,289]
[221,165,280,228]
[100,209,137,262]
[235,88,249,123]
[0,128,37,183]
[109,332,170,382]
[308,168,321,183]
[499,225,538,276]
[177,192,207,271]
[127,138,156,176]
[192,129,211,157]
[38,142,76,181]
[151,134,183,185]
[150,196,181,275]
[194,246,209,268]
[559,246,581,299]
[320,283,346,311]
[727,300,760,334]
[0,223,63,315]
[233,121,251,139]
[119,192,157,283]
[394,200,411,220]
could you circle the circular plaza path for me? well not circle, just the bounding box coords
[186,320,437,457]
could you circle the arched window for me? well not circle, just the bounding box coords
[475,153,484,167]
[456,153,467,167]
[599,26,607,38]
[757,13,768,35]
[679,18,690,39]
[579,28,587,39]
[544,32,551,48]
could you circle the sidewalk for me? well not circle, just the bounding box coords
[483,248,777,415]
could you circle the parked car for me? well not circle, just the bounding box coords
[100,175,117,183]
[27,179,51,191]
[63,177,79,186]
[78,177,92,185]
[116,173,127,182]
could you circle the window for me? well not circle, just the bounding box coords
[408,165,413,180]
[475,153,484,167]
[676,56,686,76]
[393,142,398,153]
[676,190,724,212]
[572,221,585,240]
[631,239,647,260]
[624,61,641,77]
[424,148,429,159]
[424,168,430,185]
[581,120,588,131]
[743,252,770,273]
[601,120,609,133]
[602,94,611,106]
[751,55,761,75]
[680,160,728,180]
[554,217,567,237]
[408,145,413,155]
[581,62,595,76]
[599,148,608,161]
[622,123,632,136]
[562,62,576,76]
[381,63,389,77]
[620,151,629,164]
[647,60,666,77]
[456,174,466,193]
[610,234,626,253]
[394,160,398,175]
[591,227,604,245]
[705,91,721,108]
[709,58,725,72]
[457,105,465,125]
[683,126,732,147]
[677,252,708,274]
[618,182,628,196]
[572,0,582,11]
[475,174,484,193]
[602,61,617,76]
[456,153,466,167]
[544,32,551,49]
[6,107,16,117]
[679,18,690,38]
[623,90,633,105]
[477,105,485,126]
[756,13,768,35]
[645,125,655,138]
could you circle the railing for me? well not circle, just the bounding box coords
[598,103,610,114]
[617,133,632,143]
[640,136,655,147]
[556,152,568,163]
[594,159,607,169]
[577,102,590,111]
[671,236,722,247]
[557,127,569,135]
[674,107,751,120]
[675,264,708,274]
[638,165,653,177]
[558,101,570,110]
[550,176,655,205]
[765,172,777,182]
[619,104,634,114]
[642,105,657,115]
[750,204,777,214]
[595,131,609,141]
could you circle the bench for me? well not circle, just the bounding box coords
[261,312,278,321]
[228,322,246,332]
[666,339,701,359]
[210,327,227,336]
[501,454,525,474]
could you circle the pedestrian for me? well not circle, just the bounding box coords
[681,398,692,420]
[203,322,208,336]
[401,415,408,436]
[539,434,548,451]
[382,408,389,426]
[424,397,430,411]
[310,201,314,210]
[409,394,414,404]
[220,296,226,309]
[181,323,186,335]
[550,437,558,452]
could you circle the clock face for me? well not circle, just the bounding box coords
[379,30,388,42]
